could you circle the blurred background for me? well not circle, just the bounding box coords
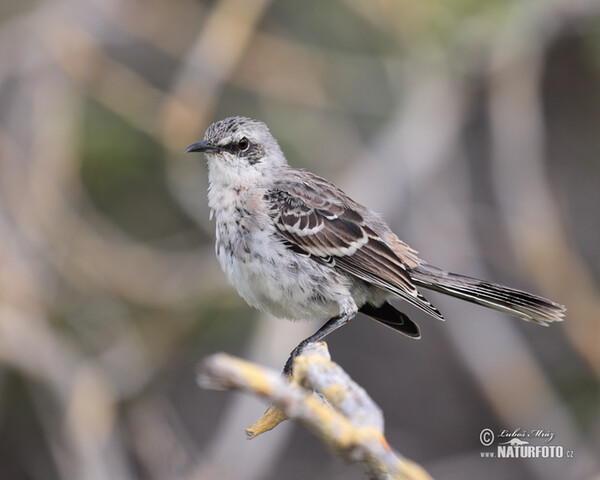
[0,0,599,479]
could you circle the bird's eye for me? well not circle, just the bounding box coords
[237,137,250,151]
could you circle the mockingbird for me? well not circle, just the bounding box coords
[186,116,565,375]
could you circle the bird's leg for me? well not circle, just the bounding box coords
[283,312,355,377]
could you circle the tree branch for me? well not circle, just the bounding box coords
[197,343,433,480]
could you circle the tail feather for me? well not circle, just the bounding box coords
[359,302,421,338]
[410,264,566,326]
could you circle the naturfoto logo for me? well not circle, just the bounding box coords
[479,427,574,459]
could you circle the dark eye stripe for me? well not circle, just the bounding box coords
[220,139,264,164]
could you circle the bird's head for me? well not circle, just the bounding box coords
[186,116,287,187]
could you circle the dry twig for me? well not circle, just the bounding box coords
[197,343,432,480]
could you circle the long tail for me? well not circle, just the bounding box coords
[409,264,566,326]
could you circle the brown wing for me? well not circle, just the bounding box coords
[264,173,443,320]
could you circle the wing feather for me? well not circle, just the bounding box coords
[264,174,443,320]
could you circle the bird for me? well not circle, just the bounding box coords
[186,116,566,375]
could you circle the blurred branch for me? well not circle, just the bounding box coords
[159,0,274,149]
[0,68,225,308]
[88,0,206,58]
[487,0,600,376]
[197,343,433,480]
[41,6,163,138]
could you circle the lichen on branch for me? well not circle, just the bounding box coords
[197,342,433,480]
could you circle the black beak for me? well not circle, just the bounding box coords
[185,141,222,153]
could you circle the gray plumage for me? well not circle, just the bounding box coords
[186,116,565,371]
